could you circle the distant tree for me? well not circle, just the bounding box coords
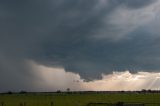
[19,90,27,94]
[56,90,61,93]
[7,91,13,94]
[141,89,146,93]
[120,90,125,93]
[147,89,152,93]
[66,88,70,92]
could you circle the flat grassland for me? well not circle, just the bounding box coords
[0,93,160,106]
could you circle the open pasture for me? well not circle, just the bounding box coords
[0,93,160,106]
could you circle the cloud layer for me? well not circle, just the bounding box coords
[0,0,160,91]
[22,61,160,91]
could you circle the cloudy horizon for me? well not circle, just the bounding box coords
[0,0,160,92]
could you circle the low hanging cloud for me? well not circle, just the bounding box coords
[0,0,160,91]
[27,60,160,91]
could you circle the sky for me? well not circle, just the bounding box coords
[0,0,160,92]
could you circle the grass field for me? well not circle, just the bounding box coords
[0,93,160,106]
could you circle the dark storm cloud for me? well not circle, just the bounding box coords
[0,0,160,88]
[109,0,156,8]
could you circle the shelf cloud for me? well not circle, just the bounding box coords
[0,0,160,91]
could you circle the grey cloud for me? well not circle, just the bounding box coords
[123,0,156,8]
[0,0,160,89]
[109,0,156,8]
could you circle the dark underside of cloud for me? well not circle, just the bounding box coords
[0,0,160,90]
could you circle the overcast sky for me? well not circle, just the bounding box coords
[0,0,160,92]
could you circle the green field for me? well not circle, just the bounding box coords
[0,93,160,106]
